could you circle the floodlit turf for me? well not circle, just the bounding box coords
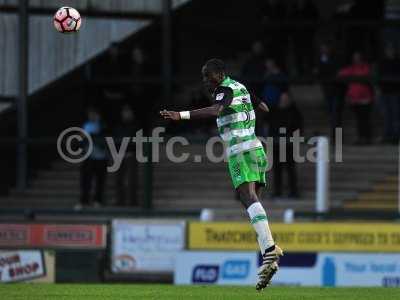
[1,284,399,300]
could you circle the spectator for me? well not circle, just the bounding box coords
[338,51,374,145]
[114,104,139,206]
[79,107,109,208]
[269,93,303,198]
[379,44,400,144]
[262,58,289,109]
[241,41,266,97]
[314,44,344,140]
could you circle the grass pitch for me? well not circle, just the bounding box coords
[1,284,399,300]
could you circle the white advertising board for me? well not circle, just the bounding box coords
[175,251,400,287]
[174,251,259,285]
[112,219,186,273]
[0,250,46,283]
[275,252,400,287]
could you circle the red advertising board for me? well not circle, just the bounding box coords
[0,224,30,247]
[0,224,106,249]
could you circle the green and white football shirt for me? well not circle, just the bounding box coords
[213,76,267,188]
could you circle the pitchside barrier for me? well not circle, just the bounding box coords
[176,222,400,287]
[108,220,400,287]
[2,220,400,286]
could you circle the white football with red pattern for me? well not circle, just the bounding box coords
[54,7,81,33]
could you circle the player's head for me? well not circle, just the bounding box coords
[202,58,226,90]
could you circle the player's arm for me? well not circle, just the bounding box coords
[160,104,223,120]
[160,86,233,121]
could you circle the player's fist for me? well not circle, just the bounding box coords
[160,109,181,121]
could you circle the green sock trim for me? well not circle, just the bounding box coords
[251,214,267,224]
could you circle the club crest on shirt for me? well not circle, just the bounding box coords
[216,93,224,101]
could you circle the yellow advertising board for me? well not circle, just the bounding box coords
[188,222,400,252]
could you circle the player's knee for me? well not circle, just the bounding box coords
[248,191,259,203]
[238,190,259,207]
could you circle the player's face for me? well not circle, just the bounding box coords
[202,67,223,92]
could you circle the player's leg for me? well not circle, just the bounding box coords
[237,182,275,255]
[236,181,257,207]
[254,183,284,289]
[234,149,284,290]
[255,182,263,202]
[237,181,283,290]
[232,150,276,255]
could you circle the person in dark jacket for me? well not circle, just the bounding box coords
[241,41,266,97]
[314,44,344,140]
[259,58,289,136]
[113,104,139,206]
[269,93,303,198]
[262,58,289,109]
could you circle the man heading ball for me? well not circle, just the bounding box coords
[160,58,283,290]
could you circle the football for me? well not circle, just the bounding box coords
[53,7,82,33]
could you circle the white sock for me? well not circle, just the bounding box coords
[247,202,275,254]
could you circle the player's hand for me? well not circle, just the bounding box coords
[160,109,181,121]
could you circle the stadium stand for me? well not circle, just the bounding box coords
[0,0,397,218]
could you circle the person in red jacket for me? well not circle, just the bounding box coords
[338,52,374,144]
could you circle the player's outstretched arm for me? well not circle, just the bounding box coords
[160,104,223,121]
[189,104,223,119]
[160,110,181,120]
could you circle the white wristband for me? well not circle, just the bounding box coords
[179,111,190,120]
